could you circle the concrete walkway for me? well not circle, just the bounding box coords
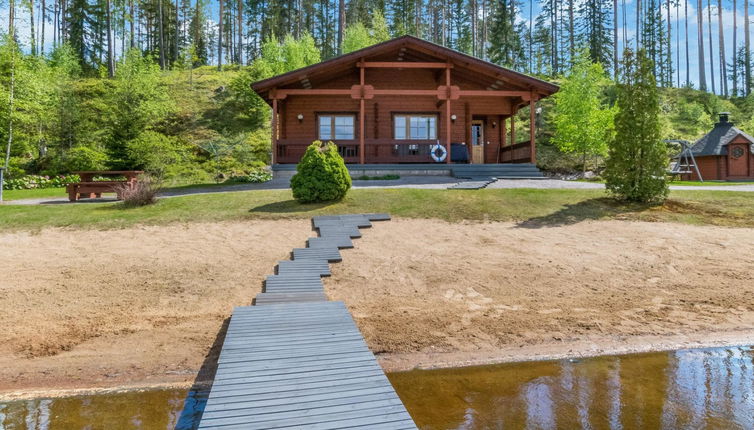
[4,178,753,205]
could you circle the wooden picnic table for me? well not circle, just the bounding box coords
[66,171,143,202]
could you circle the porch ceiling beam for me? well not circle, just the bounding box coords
[271,87,535,100]
[357,61,453,69]
[458,90,532,99]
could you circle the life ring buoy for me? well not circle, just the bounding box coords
[430,144,447,162]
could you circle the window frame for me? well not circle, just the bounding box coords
[392,113,439,141]
[316,113,357,141]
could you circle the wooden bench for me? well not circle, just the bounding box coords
[66,171,143,202]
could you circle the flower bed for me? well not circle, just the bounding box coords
[2,175,81,190]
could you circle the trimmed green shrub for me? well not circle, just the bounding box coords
[63,146,108,172]
[291,141,351,203]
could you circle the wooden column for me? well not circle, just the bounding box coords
[271,96,278,165]
[510,110,516,146]
[445,65,452,164]
[359,61,366,164]
[530,96,536,165]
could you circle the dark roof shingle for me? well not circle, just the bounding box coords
[691,119,754,156]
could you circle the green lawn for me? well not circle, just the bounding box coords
[2,188,70,201]
[578,179,753,186]
[0,182,234,202]
[667,180,754,186]
[1,188,753,231]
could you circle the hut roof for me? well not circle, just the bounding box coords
[691,113,754,156]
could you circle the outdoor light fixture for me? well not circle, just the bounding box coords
[450,114,457,122]
[297,114,304,122]
[492,121,497,128]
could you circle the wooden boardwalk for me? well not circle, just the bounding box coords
[197,214,417,429]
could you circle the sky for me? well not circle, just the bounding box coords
[0,0,752,94]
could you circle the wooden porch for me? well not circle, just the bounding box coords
[274,139,535,164]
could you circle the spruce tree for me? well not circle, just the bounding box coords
[487,0,523,67]
[604,49,668,204]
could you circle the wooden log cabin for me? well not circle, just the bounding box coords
[252,36,559,178]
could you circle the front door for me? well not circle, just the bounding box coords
[471,120,485,164]
[728,144,749,177]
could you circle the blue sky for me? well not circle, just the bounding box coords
[0,0,751,93]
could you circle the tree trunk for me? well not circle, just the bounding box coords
[733,0,738,96]
[551,0,558,73]
[665,0,673,87]
[636,0,641,47]
[29,0,36,55]
[613,0,618,79]
[2,3,16,202]
[568,0,574,62]
[237,0,242,64]
[337,0,344,54]
[129,0,135,48]
[158,0,166,69]
[708,0,715,93]
[106,0,115,77]
[218,0,223,70]
[529,0,533,72]
[697,0,706,90]
[746,0,751,94]
[41,0,45,54]
[685,0,690,86]
[174,0,180,66]
[718,0,727,95]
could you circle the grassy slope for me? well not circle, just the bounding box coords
[1,188,753,231]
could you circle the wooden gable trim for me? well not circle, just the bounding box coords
[252,35,559,99]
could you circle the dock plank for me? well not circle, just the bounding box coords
[197,301,415,429]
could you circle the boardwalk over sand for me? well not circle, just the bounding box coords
[197,214,417,429]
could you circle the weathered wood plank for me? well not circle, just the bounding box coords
[197,300,414,429]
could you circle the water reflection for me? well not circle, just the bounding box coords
[0,347,751,429]
[0,388,207,430]
[388,346,754,429]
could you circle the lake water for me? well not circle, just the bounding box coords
[1,346,752,429]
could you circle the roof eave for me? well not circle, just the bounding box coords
[251,35,559,97]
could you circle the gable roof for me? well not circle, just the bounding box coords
[691,118,754,156]
[251,35,559,100]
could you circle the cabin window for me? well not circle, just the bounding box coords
[394,115,437,140]
[318,115,355,140]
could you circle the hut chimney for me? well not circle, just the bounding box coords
[718,112,731,124]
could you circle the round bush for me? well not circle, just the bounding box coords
[291,141,351,203]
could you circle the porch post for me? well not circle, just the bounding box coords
[359,61,366,164]
[500,116,507,162]
[510,110,516,146]
[445,65,452,164]
[271,96,278,165]
[530,95,536,164]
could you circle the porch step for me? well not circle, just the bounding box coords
[451,163,545,179]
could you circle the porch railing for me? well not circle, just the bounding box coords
[499,140,532,163]
[276,140,437,164]
[276,140,534,164]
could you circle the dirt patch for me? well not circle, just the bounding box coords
[0,220,311,397]
[1,218,754,398]
[324,219,754,370]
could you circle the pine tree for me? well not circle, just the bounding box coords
[578,0,613,69]
[487,0,523,67]
[605,49,668,204]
